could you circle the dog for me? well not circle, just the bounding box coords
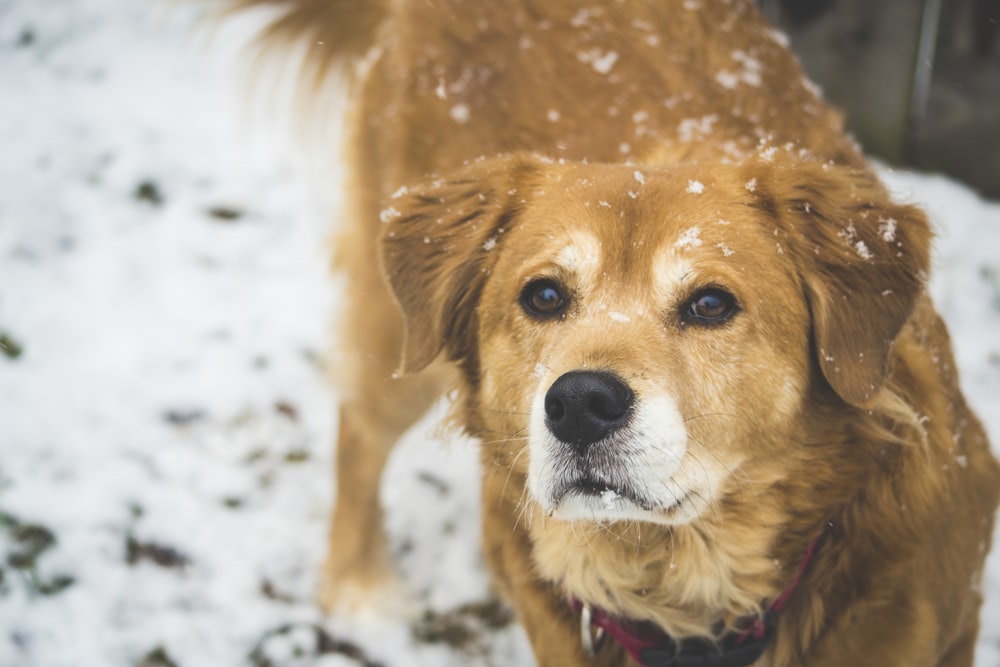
[230,0,1000,664]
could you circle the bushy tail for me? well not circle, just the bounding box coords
[224,0,388,88]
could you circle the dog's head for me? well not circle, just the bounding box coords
[381,154,930,526]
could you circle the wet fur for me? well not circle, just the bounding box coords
[232,1,1000,665]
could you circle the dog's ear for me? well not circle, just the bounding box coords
[380,154,541,374]
[765,163,932,407]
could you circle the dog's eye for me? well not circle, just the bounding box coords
[521,279,568,318]
[684,288,737,324]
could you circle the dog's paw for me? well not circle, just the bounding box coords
[318,564,417,621]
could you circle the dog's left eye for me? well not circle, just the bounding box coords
[684,288,738,324]
[521,279,568,318]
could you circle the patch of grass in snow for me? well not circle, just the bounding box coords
[3,518,54,569]
[283,449,310,463]
[981,266,1000,311]
[274,400,299,422]
[136,645,180,667]
[248,623,385,667]
[0,331,24,360]
[124,533,190,570]
[206,205,245,222]
[259,578,298,604]
[411,598,515,654]
[0,511,75,597]
[162,408,207,427]
[133,180,164,207]
[16,28,35,48]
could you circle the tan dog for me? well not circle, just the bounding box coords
[233,1,1000,665]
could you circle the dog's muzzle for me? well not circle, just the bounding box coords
[529,369,692,523]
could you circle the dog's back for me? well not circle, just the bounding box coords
[239,0,861,181]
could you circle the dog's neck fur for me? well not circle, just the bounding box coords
[528,504,790,639]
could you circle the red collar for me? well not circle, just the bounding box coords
[572,534,822,667]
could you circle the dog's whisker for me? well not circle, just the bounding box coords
[502,442,530,498]
[684,433,766,513]
[479,406,533,418]
[480,435,529,448]
[682,412,740,424]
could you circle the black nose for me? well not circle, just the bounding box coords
[544,371,634,448]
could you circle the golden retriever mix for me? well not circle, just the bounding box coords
[231,0,1000,664]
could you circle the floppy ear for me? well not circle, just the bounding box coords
[379,154,541,374]
[766,163,932,407]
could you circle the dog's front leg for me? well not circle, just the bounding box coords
[319,401,401,615]
[319,342,450,616]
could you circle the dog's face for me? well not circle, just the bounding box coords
[382,154,930,526]
[476,163,815,526]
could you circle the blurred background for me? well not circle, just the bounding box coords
[760,0,1000,200]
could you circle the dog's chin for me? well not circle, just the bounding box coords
[543,482,697,526]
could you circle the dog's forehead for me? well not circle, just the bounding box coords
[521,163,766,283]
[534,163,755,236]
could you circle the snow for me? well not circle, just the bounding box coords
[716,51,764,91]
[716,243,735,257]
[764,27,791,49]
[577,48,619,75]
[600,488,622,509]
[675,226,704,250]
[569,7,593,28]
[879,216,898,243]
[0,2,997,667]
[448,103,470,124]
[678,114,718,143]
[715,70,741,90]
[380,206,401,223]
[758,145,778,161]
[730,50,763,87]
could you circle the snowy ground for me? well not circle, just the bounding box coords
[0,1,997,666]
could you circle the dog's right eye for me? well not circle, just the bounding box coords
[683,287,738,325]
[521,279,568,318]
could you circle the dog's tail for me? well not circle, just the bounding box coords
[224,0,388,89]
